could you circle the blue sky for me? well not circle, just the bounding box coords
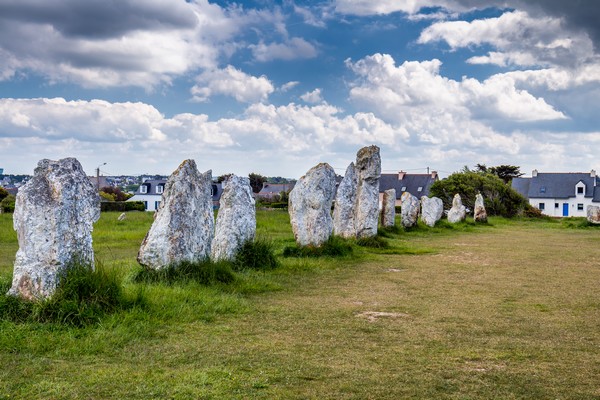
[1,0,599,178]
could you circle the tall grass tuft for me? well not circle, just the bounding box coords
[283,235,353,257]
[132,259,236,285]
[355,235,389,248]
[0,263,142,326]
[232,238,280,271]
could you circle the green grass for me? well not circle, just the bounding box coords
[0,210,599,399]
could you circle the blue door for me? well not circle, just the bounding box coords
[563,203,569,216]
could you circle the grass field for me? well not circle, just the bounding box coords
[0,211,599,399]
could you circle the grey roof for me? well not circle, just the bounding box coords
[135,180,165,196]
[511,173,600,199]
[258,183,295,195]
[379,173,438,199]
[511,177,531,198]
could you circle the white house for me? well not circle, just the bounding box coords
[512,170,600,217]
[127,179,224,211]
[128,180,166,212]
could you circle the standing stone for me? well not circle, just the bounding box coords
[211,175,256,261]
[333,162,357,238]
[8,158,100,300]
[587,205,600,224]
[473,193,488,223]
[355,145,381,238]
[138,160,214,269]
[400,192,420,228]
[289,163,336,246]
[447,193,467,223]
[420,196,444,227]
[381,189,396,227]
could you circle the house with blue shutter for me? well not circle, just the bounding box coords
[511,170,600,217]
[128,179,223,211]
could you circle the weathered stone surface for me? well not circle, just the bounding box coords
[400,192,420,228]
[447,193,467,223]
[289,163,336,246]
[211,175,256,261]
[473,193,488,223]
[138,160,214,269]
[587,205,600,224]
[355,145,381,238]
[333,162,357,238]
[381,189,396,227]
[9,158,100,300]
[420,196,443,227]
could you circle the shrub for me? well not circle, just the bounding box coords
[132,260,235,285]
[0,263,140,326]
[283,236,353,257]
[101,201,145,212]
[233,239,279,271]
[522,204,546,218]
[356,235,389,248]
[430,171,527,217]
[0,194,15,213]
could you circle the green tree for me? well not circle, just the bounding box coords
[217,173,233,183]
[248,173,267,193]
[100,186,132,201]
[472,164,523,184]
[430,171,527,217]
[0,187,8,201]
[0,194,16,213]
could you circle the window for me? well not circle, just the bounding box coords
[143,201,148,210]
[155,201,161,210]
[140,185,147,194]
[401,186,406,192]
[417,186,423,192]
[538,203,545,210]
[578,203,584,211]
[156,184,164,194]
[555,203,559,208]
[540,186,546,193]
[577,186,584,194]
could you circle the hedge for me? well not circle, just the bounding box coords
[101,201,145,212]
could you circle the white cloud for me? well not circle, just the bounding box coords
[347,53,565,124]
[191,66,274,103]
[418,10,595,69]
[334,0,458,16]
[300,88,323,104]
[250,37,318,62]
[0,97,408,176]
[279,81,300,92]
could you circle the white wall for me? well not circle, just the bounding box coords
[128,194,162,211]
[530,197,596,217]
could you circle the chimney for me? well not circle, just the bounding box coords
[398,171,406,180]
[591,169,596,178]
[431,170,438,179]
[532,169,538,177]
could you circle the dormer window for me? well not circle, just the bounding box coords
[140,185,148,194]
[540,186,546,193]
[156,184,164,194]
